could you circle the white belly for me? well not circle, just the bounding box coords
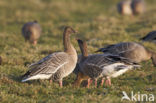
[102,63,133,78]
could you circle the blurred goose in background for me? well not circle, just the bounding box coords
[131,0,146,15]
[117,0,133,15]
[0,56,2,65]
[96,42,156,66]
[74,39,140,88]
[22,21,42,45]
[141,31,156,43]
[22,26,77,87]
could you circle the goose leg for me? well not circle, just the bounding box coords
[105,80,109,86]
[49,79,53,84]
[59,80,63,88]
[101,78,105,86]
[33,40,37,45]
[94,79,97,88]
[87,78,92,88]
[73,72,83,87]
[90,79,93,85]
[108,78,111,86]
[105,77,111,86]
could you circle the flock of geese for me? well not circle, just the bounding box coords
[19,24,156,88]
[117,0,145,15]
[1,0,156,88]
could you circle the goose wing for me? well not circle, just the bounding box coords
[80,54,140,78]
[96,42,138,55]
[141,31,156,41]
[96,44,115,52]
[22,52,69,82]
[85,54,137,68]
[79,54,122,78]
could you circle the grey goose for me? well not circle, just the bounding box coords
[96,42,156,66]
[141,31,156,43]
[131,0,146,15]
[74,39,140,88]
[22,21,42,45]
[117,0,132,15]
[22,26,78,87]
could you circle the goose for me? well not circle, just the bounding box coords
[141,31,156,43]
[22,21,42,45]
[21,26,77,87]
[74,39,140,88]
[117,0,132,15]
[131,0,145,15]
[96,42,156,66]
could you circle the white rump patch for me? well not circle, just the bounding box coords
[102,63,133,78]
[111,67,131,78]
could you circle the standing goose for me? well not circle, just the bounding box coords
[117,0,132,15]
[22,26,77,87]
[141,31,156,43]
[22,21,42,45]
[75,39,139,88]
[96,42,156,66]
[131,0,146,15]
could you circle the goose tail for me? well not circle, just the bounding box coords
[95,48,105,53]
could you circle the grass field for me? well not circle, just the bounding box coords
[0,0,156,103]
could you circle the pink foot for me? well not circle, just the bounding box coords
[94,79,97,88]
[90,80,93,85]
[87,79,90,88]
[33,40,37,45]
[108,78,111,86]
[105,77,111,86]
[49,79,53,84]
[105,79,109,86]
[87,78,93,88]
[59,80,63,88]
[101,78,105,86]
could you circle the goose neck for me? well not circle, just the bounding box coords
[63,32,72,53]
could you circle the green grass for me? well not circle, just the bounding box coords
[0,0,156,103]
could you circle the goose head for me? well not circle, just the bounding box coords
[64,26,77,35]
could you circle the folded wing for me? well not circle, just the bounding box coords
[22,52,69,82]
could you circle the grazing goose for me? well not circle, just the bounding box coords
[131,0,145,15]
[96,42,156,66]
[117,0,132,15]
[141,31,156,43]
[22,26,77,87]
[75,39,139,88]
[22,21,42,45]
